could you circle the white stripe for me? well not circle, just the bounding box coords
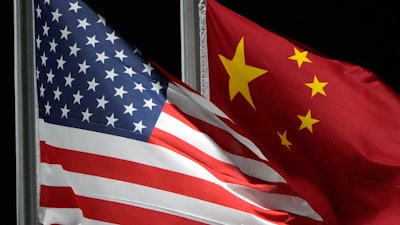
[156,112,286,183]
[40,163,278,225]
[39,119,229,184]
[38,207,116,225]
[172,81,227,120]
[168,82,268,161]
[39,119,321,220]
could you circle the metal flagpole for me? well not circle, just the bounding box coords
[180,0,201,92]
[14,0,39,224]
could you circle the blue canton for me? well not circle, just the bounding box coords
[35,0,169,142]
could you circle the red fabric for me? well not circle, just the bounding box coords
[205,0,400,224]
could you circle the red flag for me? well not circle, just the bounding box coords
[202,0,400,224]
[35,0,324,224]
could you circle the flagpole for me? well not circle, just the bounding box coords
[14,0,39,224]
[180,0,201,92]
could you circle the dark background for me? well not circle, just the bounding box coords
[10,1,399,224]
[83,0,400,92]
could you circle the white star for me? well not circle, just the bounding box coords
[60,26,71,40]
[133,47,141,54]
[151,81,163,94]
[53,87,62,101]
[114,86,128,98]
[123,103,137,116]
[124,66,136,77]
[134,82,146,93]
[133,120,147,133]
[46,69,55,83]
[73,90,84,104]
[142,62,154,76]
[64,73,74,87]
[42,22,50,36]
[81,108,92,122]
[114,49,127,61]
[77,18,91,30]
[96,95,109,109]
[68,1,82,13]
[105,68,119,81]
[51,8,62,22]
[86,35,99,47]
[60,104,70,118]
[143,98,156,110]
[40,52,48,66]
[49,38,58,52]
[45,101,51,115]
[87,77,99,91]
[96,14,106,25]
[36,67,40,79]
[56,55,66,69]
[105,31,119,44]
[78,60,90,74]
[36,35,42,49]
[106,113,118,127]
[39,83,45,97]
[35,5,42,18]
[95,51,109,64]
[69,42,81,57]
[44,0,50,5]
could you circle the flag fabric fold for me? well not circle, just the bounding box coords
[200,0,400,224]
[34,0,323,224]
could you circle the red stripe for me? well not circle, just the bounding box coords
[40,141,291,222]
[40,185,77,208]
[159,103,294,196]
[150,127,293,195]
[40,185,208,225]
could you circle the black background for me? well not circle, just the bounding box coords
[10,1,399,224]
[83,0,400,92]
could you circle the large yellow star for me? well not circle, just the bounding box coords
[305,75,328,97]
[277,130,292,150]
[288,47,312,68]
[297,110,319,133]
[219,37,268,110]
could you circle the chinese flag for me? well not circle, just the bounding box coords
[203,0,400,224]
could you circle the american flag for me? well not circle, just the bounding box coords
[34,0,321,224]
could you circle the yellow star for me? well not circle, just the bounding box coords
[288,47,312,68]
[219,37,268,110]
[277,130,292,150]
[297,110,319,133]
[305,75,328,97]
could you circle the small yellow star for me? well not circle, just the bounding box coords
[219,37,268,110]
[297,110,319,133]
[288,47,312,68]
[305,75,328,97]
[277,130,292,150]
